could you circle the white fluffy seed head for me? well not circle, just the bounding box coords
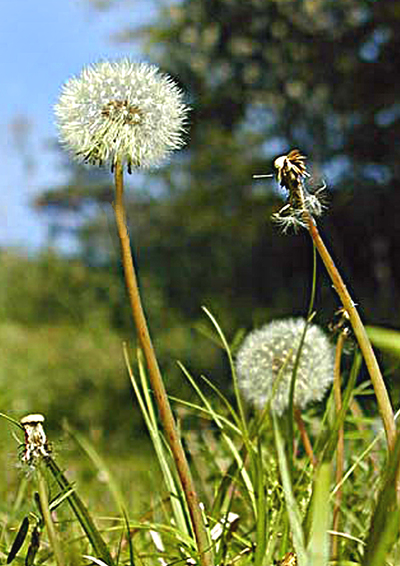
[54,59,189,171]
[235,318,335,415]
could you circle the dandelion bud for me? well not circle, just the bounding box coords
[235,318,334,415]
[20,413,50,466]
[55,59,189,172]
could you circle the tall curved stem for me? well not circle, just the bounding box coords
[304,212,396,452]
[112,162,212,566]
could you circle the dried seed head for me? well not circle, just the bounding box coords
[235,318,334,415]
[272,149,326,231]
[20,414,45,426]
[274,149,309,187]
[20,413,50,466]
[55,59,189,172]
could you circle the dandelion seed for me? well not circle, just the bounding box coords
[271,209,308,233]
[55,59,189,172]
[235,318,334,415]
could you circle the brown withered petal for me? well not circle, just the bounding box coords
[286,149,309,178]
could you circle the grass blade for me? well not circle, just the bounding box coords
[273,415,307,565]
[361,432,400,566]
[306,462,331,566]
[64,422,126,513]
[123,509,136,566]
[201,307,248,438]
[123,345,189,539]
[45,456,115,566]
[367,325,400,357]
[7,516,29,564]
[178,361,256,514]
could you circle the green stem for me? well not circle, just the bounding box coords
[112,161,212,566]
[332,332,345,559]
[37,467,64,566]
[45,457,114,566]
[304,212,396,452]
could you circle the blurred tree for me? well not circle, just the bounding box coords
[34,0,400,397]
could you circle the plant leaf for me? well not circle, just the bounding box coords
[7,516,29,564]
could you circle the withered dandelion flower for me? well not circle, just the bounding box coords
[272,149,326,232]
[20,413,50,466]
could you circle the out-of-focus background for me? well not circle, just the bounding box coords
[1,0,400,454]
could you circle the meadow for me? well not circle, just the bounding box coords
[1,146,400,566]
[2,1,400,562]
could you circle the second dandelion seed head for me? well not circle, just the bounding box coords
[235,318,335,415]
[55,59,189,172]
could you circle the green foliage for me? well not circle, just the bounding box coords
[0,250,115,327]
[0,318,130,434]
[367,326,400,358]
[361,432,400,566]
[0,249,221,436]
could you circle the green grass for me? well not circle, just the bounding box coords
[0,316,399,565]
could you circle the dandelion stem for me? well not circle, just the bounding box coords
[37,466,64,566]
[303,212,396,452]
[112,161,212,566]
[294,407,316,467]
[332,332,345,559]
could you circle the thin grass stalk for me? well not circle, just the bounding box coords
[201,306,248,437]
[288,248,316,469]
[177,362,257,515]
[287,317,313,470]
[302,211,396,453]
[332,332,345,559]
[135,348,189,536]
[253,438,267,566]
[331,408,400,500]
[112,161,212,566]
[350,400,379,471]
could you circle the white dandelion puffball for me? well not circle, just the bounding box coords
[55,59,189,171]
[236,318,334,415]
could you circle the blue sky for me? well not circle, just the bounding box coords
[0,0,157,251]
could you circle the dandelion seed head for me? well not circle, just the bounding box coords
[235,318,334,415]
[55,59,189,171]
